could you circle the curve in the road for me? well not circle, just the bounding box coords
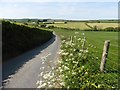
[2,34,61,88]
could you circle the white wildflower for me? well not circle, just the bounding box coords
[82,33,85,35]
[65,75,68,78]
[48,82,51,85]
[98,84,101,88]
[62,52,68,55]
[85,72,88,75]
[71,43,75,46]
[80,49,83,52]
[75,32,79,34]
[58,60,62,63]
[73,49,76,51]
[62,40,66,43]
[40,72,44,76]
[71,58,74,60]
[52,67,54,70]
[49,85,52,87]
[72,82,75,84]
[73,61,76,64]
[70,53,73,56]
[58,50,64,54]
[66,59,69,61]
[43,74,49,79]
[72,72,76,75]
[74,36,76,38]
[85,50,88,53]
[67,86,70,88]
[36,81,43,85]
[78,38,81,41]
[79,53,81,56]
[89,44,91,47]
[58,67,61,70]
[60,82,65,86]
[82,66,84,68]
[65,66,69,70]
[91,45,94,48]
[36,81,40,85]
[37,83,47,88]
[51,72,54,76]
[60,69,63,73]
[96,57,99,59]
[42,61,45,64]
[79,70,81,73]
[42,67,45,70]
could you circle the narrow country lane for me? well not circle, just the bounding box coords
[2,34,61,88]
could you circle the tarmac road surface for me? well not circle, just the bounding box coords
[2,34,61,88]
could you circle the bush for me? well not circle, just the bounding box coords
[23,23,28,25]
[47,25,54,29]
[64,22,67,24]
[104,27,114,31]
[40,24,47,28]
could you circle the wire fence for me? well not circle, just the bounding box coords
[85,36,118,86]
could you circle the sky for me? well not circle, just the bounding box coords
[0,0,119,20]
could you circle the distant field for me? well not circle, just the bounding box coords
[87,23,118,29]
[48,22,118,30]
[48,22,90,30]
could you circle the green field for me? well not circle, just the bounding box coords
[47,22,118,30]
[48,22,90,30]
[51,28,118,88]
[53,28,118,69]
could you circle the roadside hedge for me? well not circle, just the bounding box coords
[2,21,53,61]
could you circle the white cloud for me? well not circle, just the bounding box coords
[0,0,119,3]
[0,2,117,19]
[0,6,32,18]
[59,7,76,15]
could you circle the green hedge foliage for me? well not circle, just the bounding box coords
[2,21,53,61]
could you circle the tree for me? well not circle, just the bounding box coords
[28,19,31,22]
[64,22,67,24]
[93,25,98,31]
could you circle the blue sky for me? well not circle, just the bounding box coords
[0,0,119,20]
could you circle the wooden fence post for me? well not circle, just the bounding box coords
[100,40,110,72]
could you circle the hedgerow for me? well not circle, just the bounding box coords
[47,25,119,32]
[2,21,53,61]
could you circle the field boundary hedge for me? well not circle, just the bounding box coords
[2,21,53,61]
[49,26,119,32]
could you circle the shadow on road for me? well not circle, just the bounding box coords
[2,34,56,83]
